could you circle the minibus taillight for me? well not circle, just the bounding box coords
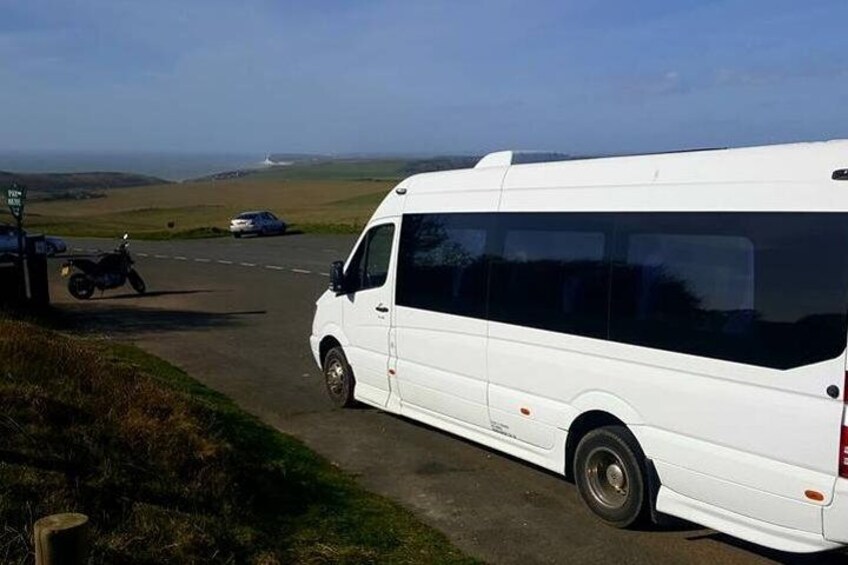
[841,427,848,478]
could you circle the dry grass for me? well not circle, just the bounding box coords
[6,178,393,239]
[0,318,475,564]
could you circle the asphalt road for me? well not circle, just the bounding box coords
[49,233,844,565]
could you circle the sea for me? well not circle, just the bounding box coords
[0,151,262,182]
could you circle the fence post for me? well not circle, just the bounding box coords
[34,513,89,565]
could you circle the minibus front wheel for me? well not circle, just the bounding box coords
[574,425,648,528]
[323,346,356,408]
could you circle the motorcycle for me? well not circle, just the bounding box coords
[61,234,147,300]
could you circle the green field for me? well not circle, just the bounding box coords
[0,316,476,564]
[0,158,482,239]
[3,176,392,239]
[0,157,488,239]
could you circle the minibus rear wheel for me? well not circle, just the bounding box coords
[574,425,647,528]
[323,346,356,408]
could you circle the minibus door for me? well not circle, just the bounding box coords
[341,222,397,407]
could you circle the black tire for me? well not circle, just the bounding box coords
[68,274,95,300]
[234,233,242,239]
[322,346,356,408]
[128,270,146,294]
[574,425,648,528]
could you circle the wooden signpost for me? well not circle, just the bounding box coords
[6,183,27,299]
[6,183,25,220]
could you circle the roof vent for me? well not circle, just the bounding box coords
[474,150,574,168]
[833,169,848,181]
[474,151,513,168]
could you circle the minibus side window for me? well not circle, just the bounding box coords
[363,224,394,288]
[612,230,755,359]
[394,211,848,369]
[488,213,612,338]
[610,213,848,369]
[346,223,395,292]
[397,214,490,317]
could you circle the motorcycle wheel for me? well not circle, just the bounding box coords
[68,274,95,300]
[128,270,147,294]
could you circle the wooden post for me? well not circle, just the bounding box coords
[34,513,89,565]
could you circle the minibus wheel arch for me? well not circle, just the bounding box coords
[319,336,342,366]
[565,411,628,481]
[566,411,662,524]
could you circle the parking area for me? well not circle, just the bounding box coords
[48,234,846,565]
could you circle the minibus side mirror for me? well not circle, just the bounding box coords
[329,261,345,294]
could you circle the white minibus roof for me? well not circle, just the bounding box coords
[498,140,848,188]
[386,140,848,215]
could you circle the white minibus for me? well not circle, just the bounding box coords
[310,141,848,553]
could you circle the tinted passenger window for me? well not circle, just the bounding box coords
[610,213,848,369]
[346,223,395,292]
[625,233,754,322]
[489,214,612,338]
[396,214,490,317]
[394,211,848,370]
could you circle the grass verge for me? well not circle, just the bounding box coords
[0,318,475,564]
[294,222,364,235]
[10,213,366,240]
[18,220,359,239]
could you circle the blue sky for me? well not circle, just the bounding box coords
[0,0,846,155]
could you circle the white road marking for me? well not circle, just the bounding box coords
[73,247,83,252]
[97,247,327,278]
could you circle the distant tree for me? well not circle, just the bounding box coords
[401,156,481,175]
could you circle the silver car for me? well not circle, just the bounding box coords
[229,211,287,238]
[0,225,67,256]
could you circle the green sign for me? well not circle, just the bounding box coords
[6,184,26,220]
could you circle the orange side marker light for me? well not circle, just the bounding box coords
[805,490,825,502]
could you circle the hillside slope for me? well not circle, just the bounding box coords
[0,171,168,197]
[0,318,475,564]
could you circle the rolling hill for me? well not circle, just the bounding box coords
[0,170,169,201]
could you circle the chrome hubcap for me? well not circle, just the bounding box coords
[606,464,625,490]
[585,447,629,509]
[326,360,345,395]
